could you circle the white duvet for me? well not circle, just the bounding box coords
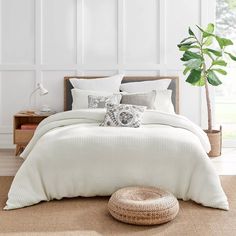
[5,109,229,210]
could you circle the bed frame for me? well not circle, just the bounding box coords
[64,76,179,114]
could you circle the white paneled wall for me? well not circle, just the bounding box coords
[83,0,118,65]
[124,0,160,64]
[42,0,77,65]
[0,0,214,148]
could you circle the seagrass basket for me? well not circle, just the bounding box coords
[205,126,222,157]
[108,187,179,225]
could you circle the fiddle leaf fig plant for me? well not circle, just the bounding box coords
[178,23,236,132]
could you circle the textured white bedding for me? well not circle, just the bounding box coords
[5,109,228,210]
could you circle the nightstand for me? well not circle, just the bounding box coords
[13,112,53,156]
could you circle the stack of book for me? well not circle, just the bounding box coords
[20,124,38,130]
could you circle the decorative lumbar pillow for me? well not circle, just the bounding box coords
[120,79,171,93]
[70,74,124,93]
[88,94,122,108]
[100,104,146,128]
[71,89,114,109]
[121,91,156,109]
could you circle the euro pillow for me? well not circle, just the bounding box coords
[100,104,146,128]
[70,74,124,93]
[155,90,175,114]
[120,79,171,93]
[121,91,156,109]
[71,89,113,109]
[88,94,122,108]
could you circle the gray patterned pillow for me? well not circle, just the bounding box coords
[100,104,146,128]
[88,94,121,108]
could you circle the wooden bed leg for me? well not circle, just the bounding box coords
[15,145,21,156]
[15,145,24,156]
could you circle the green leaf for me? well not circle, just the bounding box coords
[225,52,236,61]
[188,27,195,36]
[216,36,233,49]
[203,23,215,38]
[205,48,222,57]
[202,49,214,60]
[179,46,190,51]
[181,51,203,61]
[207,70,222,86]
[212,60,227,66]
[179,45,199,51]
[183,67,191,75]
[184,59,202,69]
[196,25,215,38]
[180,36,194,44]
[212,68,227,75]
[192,76,205,86]
[177,42,196,48]
[203,36,213,46]
[206,23,214,34]
[196,25,204,33]
[186,69,201,84]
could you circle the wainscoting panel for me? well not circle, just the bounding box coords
[165,0,201,69]
[42,0,77,65]
[81,70,118,77]
[124,0,160,64]
[1,0,35,64]
[82,0,118,65]
[0,71,35,127]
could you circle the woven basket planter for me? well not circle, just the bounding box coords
[205,127,222,158]
[108,187,179,225]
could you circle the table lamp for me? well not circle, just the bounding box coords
[27,83,48,114]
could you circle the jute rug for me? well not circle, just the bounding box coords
[0,176,236,236]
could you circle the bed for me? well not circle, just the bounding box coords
[5,76,228,210]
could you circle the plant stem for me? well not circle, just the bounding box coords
[199,34,213,133]
[204,80,213,132]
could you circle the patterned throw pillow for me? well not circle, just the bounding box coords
[88,94,122,108]
[100,104,146,128]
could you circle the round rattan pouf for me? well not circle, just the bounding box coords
[108,186,179,225]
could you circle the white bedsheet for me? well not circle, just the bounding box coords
[5,109,228,210]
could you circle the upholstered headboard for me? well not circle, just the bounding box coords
[64,76,179,113]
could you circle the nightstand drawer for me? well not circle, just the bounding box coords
[13,111,54,156]
[14,129,34,144]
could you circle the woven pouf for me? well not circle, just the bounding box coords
[108,186,179,225]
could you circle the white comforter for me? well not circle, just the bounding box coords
[5,109,229,210]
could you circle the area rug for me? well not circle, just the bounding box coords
[0,176,235,236]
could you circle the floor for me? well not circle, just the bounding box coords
[1,176,236,236]
[0,148,235,176]
[211,148,236,175]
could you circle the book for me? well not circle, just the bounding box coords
[20,123,38,130]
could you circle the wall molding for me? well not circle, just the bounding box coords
[159,0,166,76]
[0,0,167,148]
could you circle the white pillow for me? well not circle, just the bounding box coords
[70,74,124,92]
[120,79,171,93]
[71,89,113,110]
[154,90,175,114]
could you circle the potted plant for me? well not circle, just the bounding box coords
[178,23,236,157]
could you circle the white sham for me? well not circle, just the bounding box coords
[70,74,124,93]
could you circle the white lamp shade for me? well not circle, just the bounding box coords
[38,83,48,96]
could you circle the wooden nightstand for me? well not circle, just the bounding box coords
[13,112,53,156]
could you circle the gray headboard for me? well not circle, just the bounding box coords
[64,76,179,114]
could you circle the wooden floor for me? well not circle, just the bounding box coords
[0,148,235,176]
